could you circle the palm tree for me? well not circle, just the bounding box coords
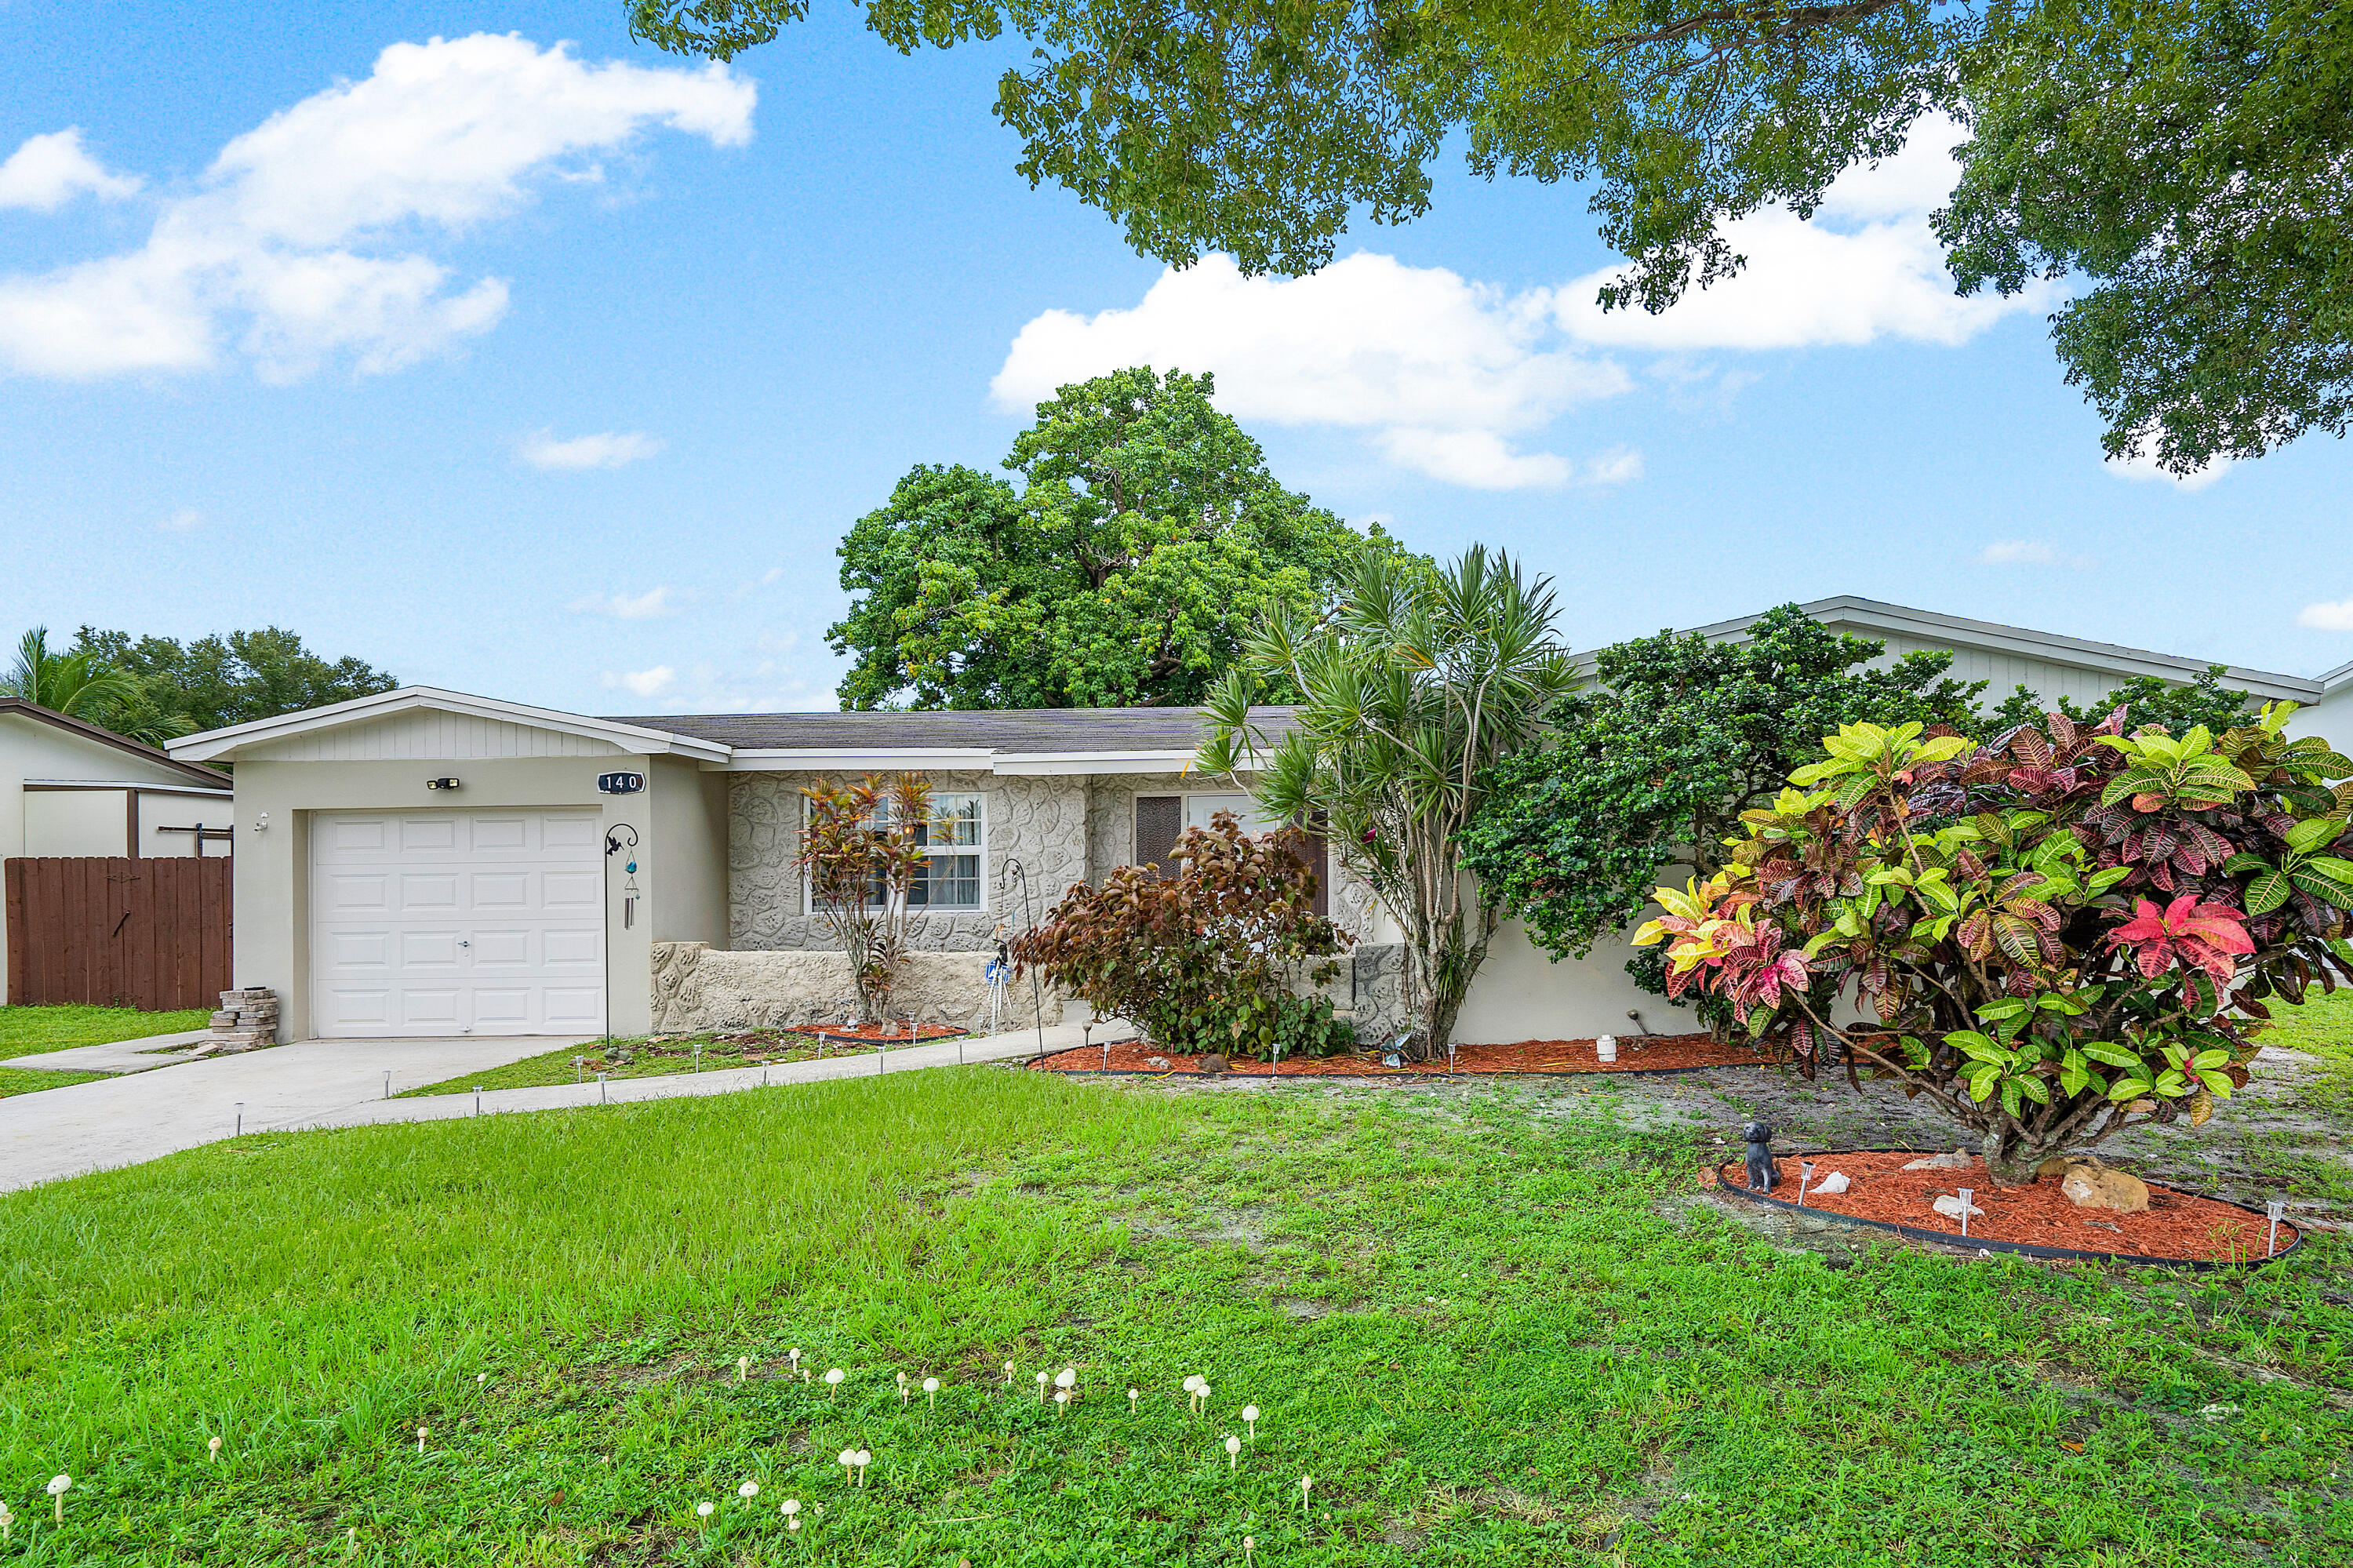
[2,628,193,747]
[1198,546,1577,1056]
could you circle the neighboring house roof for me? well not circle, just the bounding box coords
[1571,595,2349,702]
[0,697,233,788]
[166,686,733,765]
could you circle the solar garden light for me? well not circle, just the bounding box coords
[693,1043,703,1073]
[923,1376,940,1410]
[1242,1405,1260,1443]
[474,1086,483,1115]
[825,1368,844,1399]
[208,1435,221,1463]
[1224,1435,1242,1470]
[572,1057,584,1085]
[46,1474,70,1522]
[1798,1162,1815,1206]
[385,1069,394,1097]
[1957,1188,1974,1239]
[598,1071,609,1104]
[2268,1199,2288,1257]
[234,1102,244,1137]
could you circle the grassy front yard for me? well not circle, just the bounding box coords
[395,1033,868,1099]
[0,1064,108,1100]
[2,1066,2344,1566]
[0,1004,208,1058]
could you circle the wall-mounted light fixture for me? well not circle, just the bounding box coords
[253,812,270,832]
[426,777,462,791]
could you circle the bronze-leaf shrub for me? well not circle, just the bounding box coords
[1013,813,1354,1059]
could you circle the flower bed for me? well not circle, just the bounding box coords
[1712,1149,2301,1265]
[1031,1033,1761,1077]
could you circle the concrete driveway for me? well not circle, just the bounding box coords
[0,1035,578,1194]
[0,1021,1133,1195]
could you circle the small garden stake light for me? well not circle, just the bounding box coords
[1957,1188,1974,1239]
[825,1368,845,1399]
[1224,1435,1242,1470]
[1242,1405,1260,1443]
[2268,1199,2287,1256]
[47,1474,70,1523]
[1798,1162,1815,1206]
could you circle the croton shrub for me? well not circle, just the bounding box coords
[1635,704,2353,1182]
[1013,813,1355,1060]
[794,773,936,1025]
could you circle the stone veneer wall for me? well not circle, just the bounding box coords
[651,940,1061,1033]
[729,771,1090,952]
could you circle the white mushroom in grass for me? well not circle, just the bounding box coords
[1035,1369,1050,1404]
[1300,1475,1313,1514]
[824,1367,845,1399]
[897,1370,910,1405]
[0,1501,12,1541]
[46,1475,71,1523]
[738,1355,751,1384]
[1242,1404,1260,1443]
[1244,1534,1256,1565]
[923,1376,941,1409]
[1053,1388,1071,1415]
[696,1501,715,1521]
[854,1450,873,1486]
[1055,1366,1077,1394]
[739,1480,759,1501]
[838,1448,857,1484]
[416,1426,428,1454]
[207,1435,222,1462]
[1224,1434,1242,1470]
[780,1499,802,1519]
[1002,1359,1016,1387]
[1127,1387,1140,1414]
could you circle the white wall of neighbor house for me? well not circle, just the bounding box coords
[2286,686,2353,746]
[227,753,661,1041]
[21,788,132,856]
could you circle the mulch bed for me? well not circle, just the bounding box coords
[1031,1033,1762,1078]
[1713,1148,2300,1264]
[781,1023,969,1046]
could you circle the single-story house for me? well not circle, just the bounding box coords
[163,597,2353,1046]
[2,697,236,1001]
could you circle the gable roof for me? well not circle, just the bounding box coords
[612,706,1293,754]
[1575,595,2344,703]
[0,698,232,788]
[165,686,733,765]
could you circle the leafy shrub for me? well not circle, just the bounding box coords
[793,774,936,1024]
[1013,813,1353,1059]
[1635,705,2353,1181]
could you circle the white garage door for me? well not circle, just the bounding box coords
[310,809,603,1037]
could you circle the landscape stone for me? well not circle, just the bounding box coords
[2060,1165,2150,1213]
[1903,1151,1975,1171]
[1813,1171,1851,1195]
[1932,1193,1984,1222]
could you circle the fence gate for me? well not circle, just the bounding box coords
[4,857,233,1010]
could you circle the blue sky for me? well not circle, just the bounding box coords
[5,2,2351,716]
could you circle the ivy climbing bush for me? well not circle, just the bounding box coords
[1635,704,2353,1182]
[1013,813,1353,1060]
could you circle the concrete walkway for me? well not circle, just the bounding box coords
[0,1021,1126,1195]
[0,1029,212,1075]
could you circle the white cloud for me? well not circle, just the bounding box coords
[602,664,675,697]
[995,252,1628,490]
[518,428,663,470]
[2104,447,2231,492]
[0,129,143,211]
[0,35,754,381]
[1980,539,2095,569]
[569,586,675,619]
[1555,118,2054,352]
[159,508,202,533]
[2297,598,2353,633]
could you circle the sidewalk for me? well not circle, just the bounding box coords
[0,1020,1129,1195]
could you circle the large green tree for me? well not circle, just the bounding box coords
[70,626,398,736]
[635,0,2353,475]
[3,628,184,746]
[1459,607,1983,970]
[829,366,1393,708]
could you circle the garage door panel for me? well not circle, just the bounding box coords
[311,809,603,1038]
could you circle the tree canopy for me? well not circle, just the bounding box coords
[828,366,1398,709]
[1459,607,1983,968]
[67,626,398,738]
[633,0,2353,475]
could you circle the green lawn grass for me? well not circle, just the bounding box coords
[2,1069,2344,1565]
[0,1064,108,1099]
[2263,984,2353,1114]
[395,1034,854,1098]
[0,1004,209,1058]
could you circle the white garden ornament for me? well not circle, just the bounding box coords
[48,1474,70,1523]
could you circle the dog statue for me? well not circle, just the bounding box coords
[1743,1121,1779,1192]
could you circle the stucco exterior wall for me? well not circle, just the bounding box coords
[651,940,1060,1032]
[728,771,1090,952]
[650,755,729,947]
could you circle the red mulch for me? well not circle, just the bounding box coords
[785,1022,969,1045]
[1031,1033,1761,1077]
[1715,1148,2299,1263]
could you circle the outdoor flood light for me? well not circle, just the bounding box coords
[426,777,460,791]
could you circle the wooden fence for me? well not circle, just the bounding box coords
[4,857,233,1010]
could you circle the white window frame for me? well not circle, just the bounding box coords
[800,788,988,916]
[1174,791,1283,839]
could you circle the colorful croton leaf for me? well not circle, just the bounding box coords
[1632,704,2353,1182]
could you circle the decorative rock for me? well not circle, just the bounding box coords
[1813,1171,1852,1195]
[1147,1056,1172,1070]
[1903,1150,1975,1171]
[2060,1165,2149,1213]
[1932,1193,1984,1222]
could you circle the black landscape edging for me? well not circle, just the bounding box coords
[1711,1155,2304,1271]
[1030,1057,1762,1081]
